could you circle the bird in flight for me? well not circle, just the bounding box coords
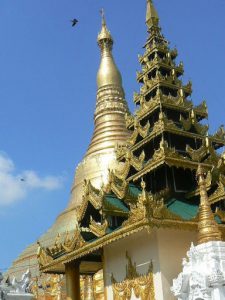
[71,19,78,27]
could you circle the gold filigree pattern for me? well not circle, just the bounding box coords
[208,181,225,204]
[123,179,181,227]
[43,274,64,300]
[128,120,150,145]
[180,110,208,135]
[114,150,145,180]
[62,229,86,253]
[125,113,135,128]
[194,100,208,117]
[212,125,225,143]
[77,180,105,222]
[37,242,53,268]
[38,228,86,267]
[186,144,209,162]
[83,179,104,209]
[89,217,108,237]
[105,170,128,199]
[111,252,155,300]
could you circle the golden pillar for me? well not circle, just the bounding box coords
[65,261,81,300]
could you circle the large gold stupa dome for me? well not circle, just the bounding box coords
[7,12,130,278]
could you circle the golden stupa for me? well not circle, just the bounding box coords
[7,11,130,282]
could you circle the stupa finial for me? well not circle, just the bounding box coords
[100,8,106,26]
[97,9,113,45]
[196,164,222,244]
[96,9,123,90]
[146,0,159,29]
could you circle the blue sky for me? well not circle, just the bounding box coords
[0,0,225,271]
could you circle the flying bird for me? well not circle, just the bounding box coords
[20,178,25,182]
[71,19,78,27]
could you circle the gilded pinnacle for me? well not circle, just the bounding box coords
[97,9,113,44]
[146,0,159,28]
[196,165,222,245]
[84,9,129,158]
[96,10,123,90]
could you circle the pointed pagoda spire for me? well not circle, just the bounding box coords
[84,9,129,157]
[96,9,123,89]
[146,0,159,29]
[97,9,113,45]
[196,165,222,244]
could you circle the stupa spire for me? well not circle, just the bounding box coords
[196,165,222,244]
[97,9,113,45]
[67,9,130,208]
[146,0,159,29]
[96,9,123,90]
[84,9,129,157]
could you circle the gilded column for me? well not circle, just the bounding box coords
[65,261,81,300]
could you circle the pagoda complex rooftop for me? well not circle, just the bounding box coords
[38,0,225,276]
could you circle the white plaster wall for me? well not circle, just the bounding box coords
[157,228,197,300]
[103,229,164,300]
[103,228,197,300]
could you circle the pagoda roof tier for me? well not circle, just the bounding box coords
[116,140,213,182]
[126,113,211,147]
[127,125,224,157]
[133,83,192,106]
[117,118,225,162]
[139,76,192,99]
[138,45,178,65]
[76,180,130,222]
[136,58,184,83]
[128,95,207,128]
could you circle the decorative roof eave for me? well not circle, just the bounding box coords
[128,156,212,183]
[128,121,150,145]
[114,150,145,181]
[130,96,207,129]
[39,178,225,273]
[40,213,225,274]
[208,181,225,204]
[180,113,208,136]
[40,218,199,274]
[138,45,177,65]
[116,140,214,182]
[77,180,104,222]
[139,80,192,99]
[136,60,184,82]
[127,122,222,154]
[89,218,108,238]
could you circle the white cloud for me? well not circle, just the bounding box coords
[0,153,64,206]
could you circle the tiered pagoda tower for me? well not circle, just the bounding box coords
[37,1,225,300]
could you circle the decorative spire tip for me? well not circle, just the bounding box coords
[197,164,222,245]
[97,8,113,44]
[146,0,159,29]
